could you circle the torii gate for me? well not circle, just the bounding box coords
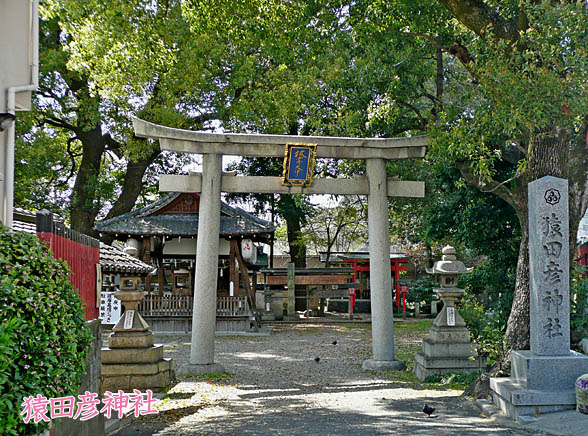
[133,117,427,375]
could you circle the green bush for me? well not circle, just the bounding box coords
[0,226,92,436]
[405,277,437,304]
[571,265,588,342]
[457,292,505,369]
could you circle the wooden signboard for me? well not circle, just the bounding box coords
[267,274,348,286]
[315,289,349,298]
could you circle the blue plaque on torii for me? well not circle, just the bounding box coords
[281,143,317,187]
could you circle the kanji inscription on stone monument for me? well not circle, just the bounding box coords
[529,176,569,356]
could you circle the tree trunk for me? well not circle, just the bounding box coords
[459,126,588,377]
[100,146,161,244]
[69,126,105,238]
[502,221,529,372]
[285,211,307,311]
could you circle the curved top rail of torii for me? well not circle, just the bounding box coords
[132,117,428,161]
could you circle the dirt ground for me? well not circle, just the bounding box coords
[110,321,546,436]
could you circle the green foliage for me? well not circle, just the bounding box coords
[0,319,23,434]
[406,277,436,305]
[457,292,505,368]
[429,1,588,184]
[0,227,92,436]
[570,265,588,340]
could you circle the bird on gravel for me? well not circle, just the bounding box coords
[332,340,337,345]
[423,404,435,417]
[314,356,320,363]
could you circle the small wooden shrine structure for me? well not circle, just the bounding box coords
[94,192,274,332]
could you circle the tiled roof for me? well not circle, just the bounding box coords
[100,243,154,274]
[12,218,36,234]
[11,209,152,273]
[94,192,274,238]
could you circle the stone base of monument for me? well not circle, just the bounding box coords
[101,340,174,394]
[414,326,485,381]
[490,350,588,419]
[362,359,406,371]
[101,305,174,394]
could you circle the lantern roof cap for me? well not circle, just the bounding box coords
[426,245,473,275]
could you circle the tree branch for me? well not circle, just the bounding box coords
[43,116,78,133]
[386,28,444,48]
[395,100,427,130]
[437,0,520,43]
[456,161,520,210]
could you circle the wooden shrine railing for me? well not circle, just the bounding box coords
[216,296,250,317]
[139,294,251,318]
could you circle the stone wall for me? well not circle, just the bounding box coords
[53,319,104,436]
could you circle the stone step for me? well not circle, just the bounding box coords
[490,377,576,406]
[102,344,164,364]
[415,351,483,369]
[422,338,476,358]
[102,358,172,376]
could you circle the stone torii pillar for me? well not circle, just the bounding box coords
[178,153,225,374]
[363,158,405,370]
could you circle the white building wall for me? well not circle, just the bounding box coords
[162,237,230,256]
[0,0,34,112]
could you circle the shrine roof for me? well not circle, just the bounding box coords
[100,243,153,274]
[94,192,274,238]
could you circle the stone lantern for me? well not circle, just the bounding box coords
[101,278,173,393]
[414,246,485,381]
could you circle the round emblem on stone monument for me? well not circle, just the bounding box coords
[544,188,560,205]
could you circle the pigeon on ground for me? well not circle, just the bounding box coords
[423,404,435,417]
[332,340,337,345]
[314,356,320,363]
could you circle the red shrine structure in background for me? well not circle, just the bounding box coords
[341,253,410,315]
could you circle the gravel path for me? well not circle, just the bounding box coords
[112,323,545,436]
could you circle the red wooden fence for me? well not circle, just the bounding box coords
[578,241,588,268]
[36,211,100,320]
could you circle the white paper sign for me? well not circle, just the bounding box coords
[124,310,135,329]
[98,292,122,325]
[447,307,456,326]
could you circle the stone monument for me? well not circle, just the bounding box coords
[490,176,588,419]
[101,279,173,393]
[414,246,485,381]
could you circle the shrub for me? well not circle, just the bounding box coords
[457,292,505,369]
[0,226,92,436]
[571,265,588,342]
[405,276,437,305]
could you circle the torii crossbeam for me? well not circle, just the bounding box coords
[133,117,427,374]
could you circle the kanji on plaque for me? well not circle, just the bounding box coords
[281,143,317,187]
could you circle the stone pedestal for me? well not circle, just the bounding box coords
[101,290,174,393]
[490,176,588,419]
[415,288,485,381]
[490,350,588,419]
[260,288,276,321]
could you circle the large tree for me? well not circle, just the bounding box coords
[16,2,199,236]
[349,0,588,364]
[430,0,588,356]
